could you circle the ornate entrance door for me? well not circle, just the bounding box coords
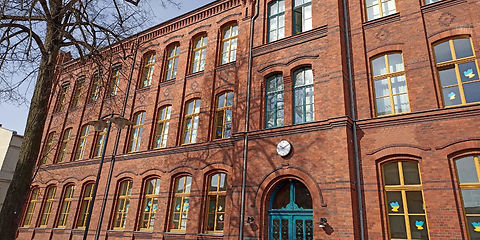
[268,180,314,240]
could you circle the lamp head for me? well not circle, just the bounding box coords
[319,218,328,228]
[111,116,134,129]
[89,120,108,132]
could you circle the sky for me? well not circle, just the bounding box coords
[0,0,216,135]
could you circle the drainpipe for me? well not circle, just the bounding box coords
[341,0,365,239]
[239,0,259,239]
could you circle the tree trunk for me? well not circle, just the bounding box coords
[0,31,60,239]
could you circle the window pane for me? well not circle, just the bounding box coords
[393,94,410,113]
[294,182,312,209]
[458,61,479,83]
[376,97,392,116]
[456,157,479,183]
[374,78,389,97]
[388,54,404,73]
[389,215,407,239]
[464,81,480,104]
[217,93,225,108]
[384,162,400,185]
[461,189,480,214]
[209,174,219,191]
[382,0,396,16]
[402,161,420,185]
[409,215,429,239]
[434,41,452,63]
[406,191,425,213]
[272,183,290,209]
[367,6,380,21]
[442,86,462,106]
[438,67,458,87]
[372,56,387,76]
[453,38,474,59]
[466,216,480,239]
[386,191,404,213]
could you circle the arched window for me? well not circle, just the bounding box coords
[75,125,90,161]
[165,44,180,81]
[293,67,314,124]
[112,179,133,229]
[140,52,155,88]
[139,178,161,230]
[433,37,480,107]
[88,70,102,103]
[93,127,107,158]
[192,35,208,73]
[54,82,69,113]
[382,161,429,239]
[454,156,480,239]
[108,64,121,97]
[71,76,85,108]
[292,0,312,34]
[76,182,94,228]
[154,106,171,149]
[22,188,39,227]
[56,128,72,163]
[56,184,75,228]
[169,175,192,231]
[41,132,56,165]
[128,111,145,152]
[214,92,233,139]
[221,24,238,65]
[205,173,227,233]
[39,186,57,227]
[182,99,201,144]
[265,75,284,128]
[268,0,285,42]
[366,0,396,21]
[371,53,410,116]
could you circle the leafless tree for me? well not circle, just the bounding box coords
[0,0,179,238]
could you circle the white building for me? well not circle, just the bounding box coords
[0,125,23,211]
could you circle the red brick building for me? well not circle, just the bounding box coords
[16,0,480,239]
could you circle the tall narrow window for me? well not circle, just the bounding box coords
[205,173,227,233]
[293,0,312,34]
[371,53,410,116]
[75,125,89,161]
[154,106,171,148]
[366,0,396,21]
[139,178,161,230]
[214,92,233,139]
[268,0,285,42]
[71,77,85,108]
[425,0,441,4]
[382,161,429,239]
[112,180,133,229]
[182,99,201,144]
[433,38,480,107]
[23,188,39,227]
[221,25,238,65]
[169,176,192,231]
[56,128,72,163]
[93,127,107,158]
[39,186,56,227]
[41,132,55,165]
[140,53,155,88]
[293,68,315,124]
[54,83,69,113]
[454,156,480,239]
[108,64,121,97]
[76,183,94,228]
[57,185,75,228]
[265,75,284,128]
[192,35,208,73]
[128,111,145,152]
[165,45,180,81]
[89,71,102,103]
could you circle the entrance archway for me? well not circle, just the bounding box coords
[268,179,314,240]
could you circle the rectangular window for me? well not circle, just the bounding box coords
[56,185,75,228]
[192,36,207,73]
[140,53,155,88]
[56,128,72,163]
[71,77,85,109]
[74,125,89,160]
[170,176,192,231]
[54,83,69,113]
[293,0,312,34]
[93,128,107,158]
[39,186,57,227]
[371,53,410,116]
[112,180,133,229]
[293,68,315,124]
[182,99,201,144]
[89,71,102,103]
[268,0,285,42]
[266,75,284,128]
[41,132,55,165]
[139,178,161,230]
[128,112,145,152]
[154,106,171,148]
[165,45,180,81]
[23,188,39,227]
[366,0,396,21]
[205,173,227,233]
[433,38,480,107]
[76,183,94,228]
[108,65,121,97]
[221,25,238,65]
[214,92,233,139]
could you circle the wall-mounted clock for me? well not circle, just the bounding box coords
[276,140,292,157]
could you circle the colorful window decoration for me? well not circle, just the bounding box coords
[39,186,57,227]
[23,188,39,227]
[365,0,396,21]
[71,77,85,108]
[76,183,94,228]
[192,35,208,73]
[266,75,284,128]
[57,185,75,228]
[75,125,89,161]
[165,44,180,81]
[139,178,161,230]
[214,92,233,139]
[170,176,192,231]
[56,128,72,163]
[41,132,55,165]
[382,161,429,239]
[182,99,201,144]
[93,127,107,158]
[128,111,145,152]
[54,83,69,113]
[268,0,285,42]
[154,106,171,149]
[293,68,315,124]
[293,0,312,34]
[221,25,238,64]
[205,173,227,233]
[140,52,155,88]
[454,156,480,239]
[371,53,410,116]
[433,38,480,107]
[108,64,121,97]
[89,71,102,103]
[112,180,133,229]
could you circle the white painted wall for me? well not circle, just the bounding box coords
[0,126,23,211]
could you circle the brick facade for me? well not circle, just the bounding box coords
[16,0,480,239]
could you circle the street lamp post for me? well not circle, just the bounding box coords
[82,113,132,240]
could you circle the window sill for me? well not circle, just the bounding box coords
[216,61,236,71]
[421,0,466,13]
[363,13,400,29]
[136,86,151,92]
[186,71,204,80]
[159,79,176,87]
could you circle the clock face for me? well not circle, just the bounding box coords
[277,140,291,157]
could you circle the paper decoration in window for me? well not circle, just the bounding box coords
[464,69,475,78]
[448,92,456,100]
[415,220,424,230]
[390,201,400,212]
[473,222,480,232]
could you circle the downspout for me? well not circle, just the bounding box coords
[341,0,365,239]
[239,1,259,239]
[94,37,140,240]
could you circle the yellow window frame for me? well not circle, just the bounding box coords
[221,25,238,65]
[76,183,94,228]
[23,188,39,227]
[140,53,155,88]
[169,176,192,232]
[182,99,201,145]
[165,45,180,81]
[41,132,55,165]
[56,128,72,163]
[139,178,161,231]
[365,0,397,21]
[39,186,57,227]
[154,106,171,149]
[128,112,145,153]
[204,173,227,233]
[108,65,121,97]
[214,92,233,139]
[57,185,75,228]
[54,84,69,113]
[71,77,85,108]
[112,180,133,230]
[192,35,208,73]
[93,128,107,158]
